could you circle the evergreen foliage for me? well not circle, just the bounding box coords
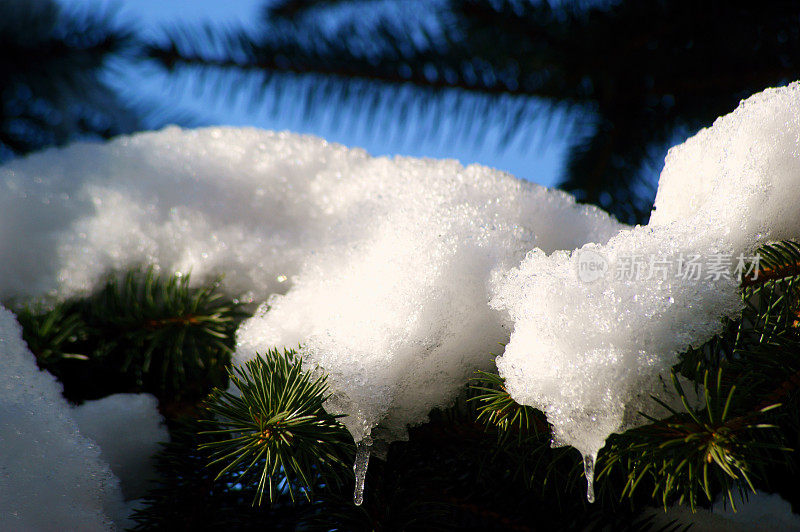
[596,242,800,512]
[14,269,248,406]
[130,418,305,531]
[0,0,198,162]
[201,348,352,504]
[12,240,798,528]
[92,238,799,529]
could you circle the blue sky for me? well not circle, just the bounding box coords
[60,0,567,187]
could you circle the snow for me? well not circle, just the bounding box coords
[651,491,800,531]
[72,393,169,500]
[491,223,739,460]
[0,305,125,531]
[492,83,800,470]
[0,126,624,444]
[1,82,798,514]
[0,305,168,528]
[650,84,800,247]
[230,147,623,442]
[0,128,617,306]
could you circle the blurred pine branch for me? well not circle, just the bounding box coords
[14,268,249,406]
[0,0,139,159]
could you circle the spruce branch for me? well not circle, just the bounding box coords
[599,240,800,510]
[266,0,383,19]
[741,240,800,288]
[200,348,353,505]
[464,241,800,513]
[131,418,306,530]
[675,241,800,390]
[78,239,800,522]
[600,370,785,511]
[145,1,800,223]
[14,267,248,404]
[729,241,800,396]
[78,268,247,396]
[0,0,156,160]
[15,302,89,364]
[470,370,549,437]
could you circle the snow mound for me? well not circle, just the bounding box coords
[0,306,125,531]
[0,128,618,305]
[0,126,624,444]
[73,393,169,500]
[651,491,800,532]
[235,156,624,442]
[1,128,373,300]
[492,83,800,466]
[650,83,800,247]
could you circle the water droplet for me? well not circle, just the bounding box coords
[353,436,372,506]
[583,452,597,503]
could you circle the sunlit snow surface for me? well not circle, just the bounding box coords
[492,83,800,467]
[0,125,624,444]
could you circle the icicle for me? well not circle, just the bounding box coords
[353,436,373,506]
[583,452,597,503]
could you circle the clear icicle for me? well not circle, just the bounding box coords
[583,452,597,503]
[353,436,373,506]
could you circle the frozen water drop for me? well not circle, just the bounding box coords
[583,452,597,503]
[353,436,372,506]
